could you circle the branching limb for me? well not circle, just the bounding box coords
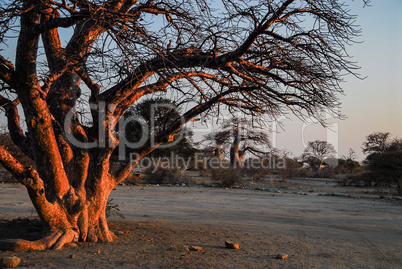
[112,86,247,185]
[32,13,89,34]
[114,71,229,118]
[0,55,16,87]
[231,0,296,57]
[0,145,43,195]
[0,95,32,157]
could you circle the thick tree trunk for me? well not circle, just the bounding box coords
[230,145,242,168]
[214,147,222,161]
[0,155,117,251]
[319,158,324,171]
[0,188,116,251]
[230,127,242,168]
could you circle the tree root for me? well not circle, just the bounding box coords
[0,229,79,251]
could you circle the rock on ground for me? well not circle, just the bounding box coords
[187,246,203,251]
[1,256,21,268]
[225,241,240,249]
[275,254,289,260]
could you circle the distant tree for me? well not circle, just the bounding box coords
[337,148,361,174]
[344,148,358,161]
[202,131,229,161]
[386,138,402,152]
[202,118,271,167]
[116,98,197,160]
[302,140,336,171]
[364,150,402,193]
[363,133,402,193]
[362,132,391,154]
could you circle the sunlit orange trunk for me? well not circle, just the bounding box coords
[230,126,242,168]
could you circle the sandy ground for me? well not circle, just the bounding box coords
[0,179,401,268]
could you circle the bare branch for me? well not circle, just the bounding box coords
[0,95,31,157]
[0,56,16,87]
[0,145,43,194]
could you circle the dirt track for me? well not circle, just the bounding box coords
[0,181,401,268]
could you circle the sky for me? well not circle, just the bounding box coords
[297,0,402,161]
[189,0,402,161]
[1,0,401,162]
[191,0,402,162]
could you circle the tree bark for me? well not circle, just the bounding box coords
[230,126,243,168]
[0,164,117,251]
[214,147,222,161]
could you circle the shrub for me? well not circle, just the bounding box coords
[339,172,374,187]
[106,199,125,219]
[241,167,267,181]
[210,168,243,187]
[278,167,312,180]
[314,168,335,178]
[143,166,188,185]
[336,159,362,175]
[124,174,142,185]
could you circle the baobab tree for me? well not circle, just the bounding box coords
[202,131,228,161]
[202,118,271,167]
[0,0,367,250]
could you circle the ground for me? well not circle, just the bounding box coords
[0,178,401,268]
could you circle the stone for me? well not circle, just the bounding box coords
[275,254,288,260]
[69,254,77,259]
[225,241,240,249]
[1,256,21,268]
[115,231,125,235]
[187,246,203,252]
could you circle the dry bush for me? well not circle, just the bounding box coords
[313,168,335,178]
[273,158,312,180]
[340,172,399,194]
[277,168,312,180]
[241,167,267,181]
[210,168,243,187]
[143,167,190,185]
[339,173,372,187]
[106,199,125,219]
[124,174,142,185]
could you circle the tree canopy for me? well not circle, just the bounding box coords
[302,140,336,171]
[362,132,402,193]
[0,0,367,250]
